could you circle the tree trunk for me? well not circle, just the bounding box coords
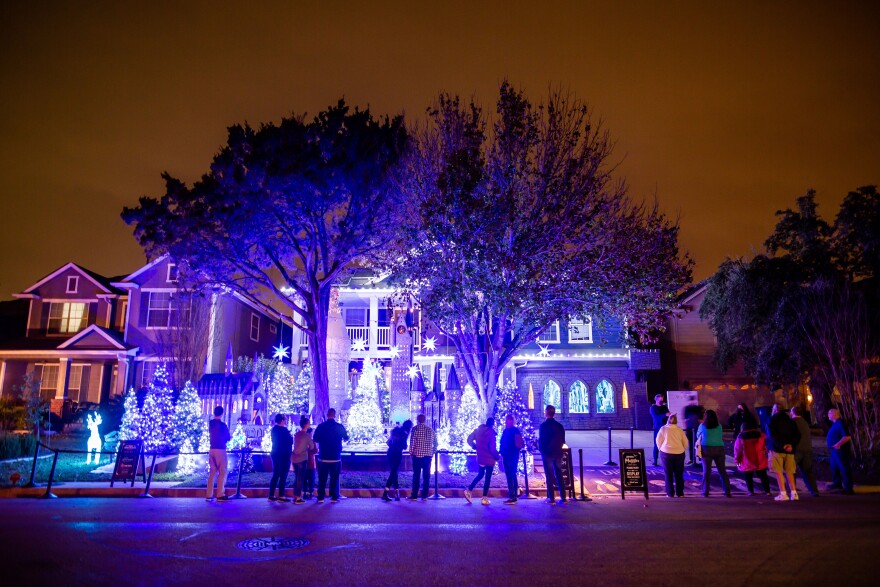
[307,286,332,422]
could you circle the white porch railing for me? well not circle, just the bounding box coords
[346,326,369,348]
[376,326,390,348]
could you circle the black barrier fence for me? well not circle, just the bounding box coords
[19,428,651,497]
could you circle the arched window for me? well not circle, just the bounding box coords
[596,379,615,413]
[543,380,561,411]
[569,380,589,413]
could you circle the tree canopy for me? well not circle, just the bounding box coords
[123,100,408,420]
[391,82,693,411]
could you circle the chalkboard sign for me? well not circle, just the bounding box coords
[111,439,143,487]
[618,448,648,500]
[558,448,576,499]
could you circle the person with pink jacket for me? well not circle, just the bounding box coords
[734,420,772,495]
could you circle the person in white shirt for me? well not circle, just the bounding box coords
[655,414,689,498]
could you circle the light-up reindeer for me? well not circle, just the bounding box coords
[86,413,103,465]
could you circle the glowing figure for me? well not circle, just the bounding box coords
[86,413,103,465]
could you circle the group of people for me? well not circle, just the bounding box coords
[205,404,572,505]
[651,393,855,500]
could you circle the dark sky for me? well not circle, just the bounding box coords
[1,1,878,295]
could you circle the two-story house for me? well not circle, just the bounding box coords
[0,256,284,420]
[336,273,659,430]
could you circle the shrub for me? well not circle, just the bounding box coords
[0,433,37,460]
[0,399,27,431]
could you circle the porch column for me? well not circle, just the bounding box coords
[369,295,379,351]
[114,355,131,395]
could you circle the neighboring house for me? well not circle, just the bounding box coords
[0,256,285,421]
[658,281,774,424]
[335,272,659,430]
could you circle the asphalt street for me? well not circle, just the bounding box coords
[1,494,878,587]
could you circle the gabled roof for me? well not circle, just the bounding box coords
[16,262,124,297]
[57,324,133,351]
[110,254,168,288]
[677,279,709,307]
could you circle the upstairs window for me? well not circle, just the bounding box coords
[567,317,593,343]
[343,307,369,327]
[166,263,179,283]
[569,380,589,413]
[47,302,88,334]
[250,313,260,342]
[537,320,560,344]
[146,292,190,328]
[596,379,615,413]
[66,276,79,294]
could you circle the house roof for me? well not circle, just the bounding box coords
[16,262,124,297]
[57,324,134,351]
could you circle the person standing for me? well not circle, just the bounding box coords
[383,420,412,502]
[655,413,688,497]
[291,416,315,504]
[206,406,231,502]
[734,420,771,495]
[304,428,317,500]
[768,404,801,501]
[268,414,294,502]
[697,410,731,497]
[790,407,819,496]
[826,408,854,495]
[408,414,436,501]
[539,405,567,505]
[312,408,349,503]
[499,414,525,505]
[464,417,501,506]
[649,394,670,466]
[684,404,705,466]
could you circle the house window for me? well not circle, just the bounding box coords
[68,365,84,402]
[567,317,593,343]
[543,380,561,411]
[146,292,190,328]
[120,300,129,328]
[66,276,79,293]
[569,380,589,413]
[343,307,369,327]
[166,263,179,283]
[596,379,615,413]
[250,313,260,342]
[37,364,59,399]
[47,302,89,334]
[537,321,560,344]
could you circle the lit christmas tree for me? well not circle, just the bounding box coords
[291,362,311,415]
[227,421,253,472]
[345,360,385,445]
[198,423,211,473]
[172,380,204,449]
[176,438,198,476]
[449,384,484,475]
[139,364,175,452]
[118,388,140,442]
[494,379,536,474]
[267,362,295,418]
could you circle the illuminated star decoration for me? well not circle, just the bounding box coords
[362,359,382,380]
[423,336,437,353]
[272,344,290,361]
[351,338,367,352]
[537,344,551,357]
[406,365,420,378]
[389,345,401,359]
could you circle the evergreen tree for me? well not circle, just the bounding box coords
[172,380,204,449]
[118,388,140,442]
[227,421,253,472]
[139,365,175,452]
[291,362,311,415]
[176,439,198,476]
[346,360,384,445]
[450,384,484,475]
[494,380,536,474]
[267,362,295,418]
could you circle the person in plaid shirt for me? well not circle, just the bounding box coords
[408,414,437,501]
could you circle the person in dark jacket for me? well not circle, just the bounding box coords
[312,408,349,502]
[826,408,854,494]
[539,405,567,504]
[268,413,294,502]
[649,394,670,466]
[684,404,705,466]
[383,420,412,502]
[768,404,801,501]
[790,406,818,496]
[499,414,525,505]
[206,405,231,502]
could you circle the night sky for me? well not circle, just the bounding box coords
[1,2,878,294]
